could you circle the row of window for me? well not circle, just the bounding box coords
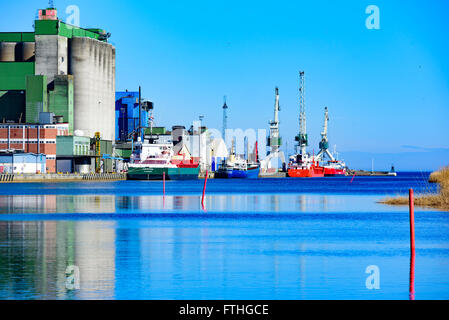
[0,126,57,129]
[0,141,57,144]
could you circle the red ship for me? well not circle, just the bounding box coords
[323,160,347,176]
[288,154,325,178]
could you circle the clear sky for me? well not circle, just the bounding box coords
[2,0,449,170]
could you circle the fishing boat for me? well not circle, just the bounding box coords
[215,139,260,179]
[127,142,200,180]
[287,154,325,178]
[215,153,248,179]
[246,141,261,178]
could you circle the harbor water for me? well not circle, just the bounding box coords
[0,172,448,300]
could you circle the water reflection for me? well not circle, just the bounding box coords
[0,193,417,216]
[0,187,448,299]
[0,214,448,299]
[0,220,116,300]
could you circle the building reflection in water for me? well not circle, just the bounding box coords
[114,221,141,299]
[0,219,116,300]
[0,220,76,299]
[0,193,340,215]
[0,192,339,299]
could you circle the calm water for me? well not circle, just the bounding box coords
[0,172,448,300]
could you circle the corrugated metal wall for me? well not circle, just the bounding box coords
[25,75,47,123]
[48,75,74,134]
[0,62,35,90]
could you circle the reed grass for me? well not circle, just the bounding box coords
[380,167,449,211]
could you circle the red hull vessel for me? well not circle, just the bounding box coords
[323,167,346,176]
[288,164,325,178]
[323,161,347,176]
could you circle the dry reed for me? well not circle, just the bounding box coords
[380,167,449,211]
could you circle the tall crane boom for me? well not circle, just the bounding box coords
[268,87,281,152]
[222,96,228,140]
[316,107,335,161]
[296,71,308,155]
[322,107,329,138]
[273,87,280,125]
[261,87,286,171]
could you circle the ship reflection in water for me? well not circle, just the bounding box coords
[0,190,449,300]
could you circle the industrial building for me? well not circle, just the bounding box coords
[0,7,116,141]
[56,135,91,173]
[56,135,114,174]
[0,123,69,172]
[115,91,153,142]
[0,152,46,174]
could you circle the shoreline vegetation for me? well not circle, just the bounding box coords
[380,167,449,211]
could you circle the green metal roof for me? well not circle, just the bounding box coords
[0,32,35,42]
[34,20,107,42]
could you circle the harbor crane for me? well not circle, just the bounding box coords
[316,107,335,161]
[261,87,286,170]
[295,71,308,156]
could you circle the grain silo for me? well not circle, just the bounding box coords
[0,42,17,62]
[70,37,116,141]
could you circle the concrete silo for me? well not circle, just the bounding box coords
[22,42,35,61]
[35,35,68,84]
[70,37,116,141]
[0,42,17,61]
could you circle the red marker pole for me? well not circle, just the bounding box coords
[409,189,415,253]
[202,170,209,207]
[410,249,416,300]
[409,188,416,300]
[163,172,166,195]
[350,173,356,183]
[163,172,166,209]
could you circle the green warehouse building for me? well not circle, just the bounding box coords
[0,7,116,141]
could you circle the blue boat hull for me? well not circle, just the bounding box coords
[247,167,260,179]
[215,169,246,179]
[215,167,260,179]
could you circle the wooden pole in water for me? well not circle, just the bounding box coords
[409,188,416,300]
[202,170,209,207]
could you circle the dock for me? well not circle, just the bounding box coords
[0,173,127,183]
[347,170,397,177]
[259,172,288,178]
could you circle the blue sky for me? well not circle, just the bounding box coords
[2,0,449,170]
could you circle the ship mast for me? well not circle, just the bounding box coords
[296,71,308,156]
